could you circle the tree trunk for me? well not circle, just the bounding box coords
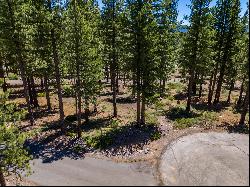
[116,70,119,93]
[162,79,166,95]
[141,92,146,125]
[136,75,141,125]
[76,69,82,138]
[192,73,198,95]
[239,82,249,126]
[199,79,203,98]
[51,29,64,125]
[111,67,117,117]
[77,93,81,138]
[0,168,6,187]
[0,62,7,92]
[30,76,39,108]
[132,74,136,98]
[208,60,219,104]
[44,75,51,111]
[227,80,234,103]
[123,73,126,88]
[237,78,245,107]
[27,77,34,106]
[213,62,226,105]
[85,98,90,123]
[186,70,195,112]
[105,65,109,83]
[2,77,7,92]
[40,77,44,90]
[48,0,64,128]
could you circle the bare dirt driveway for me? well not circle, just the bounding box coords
[159,132,249,186]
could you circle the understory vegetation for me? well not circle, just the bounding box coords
[0,0,249,185]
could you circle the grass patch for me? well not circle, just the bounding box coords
[150,131,161,141]
[84,130,114,149]
[174,118,199,129]
[145,111,159,125]
[73,144,85,153]
[166,106,218,129]
[62,84,74,97]
[7,73,19,80]
[37,92,46,97]
[166,82,185,93]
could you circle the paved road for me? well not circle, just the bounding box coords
[159,132,249,186]
[28,157,158,186]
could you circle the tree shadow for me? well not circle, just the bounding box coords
[174,92,187,100]
[99,92,113,96]
[191,101,230,112]
[81,117,112,132]
[64,111,97,123]
[9,91,25,99]
[165,106,201,120]
[25,121,86,163]
[96,123,161,156]
[105,96,136,104]
[32,108,58,120]
[225,122,249,134]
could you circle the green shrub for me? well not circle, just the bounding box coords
[62,84,74,97]
[84,131,113,149]
[167,82,184,92]
[173,110,218,129]
[0,78,3,85]
[37,92,46,97]
[145,111,158,125]
[8,73,19,80]
[174,118,198,129]
[109,119,119,128]
[73,145,85,153]
[165,95,174,101]
[66,131,76,138]
[150,131,161,141]
[201,111,217,122]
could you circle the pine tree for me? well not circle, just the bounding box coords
[101,0,125,117]
[0,91,31,186]
[155,0,178,96]
[180,0,212,112]
[31,0,53,111]
[63,0,103,135]
[47,0,65,127]
[126,0,159,125]
[213,0,241,104]
[0,0,35,125]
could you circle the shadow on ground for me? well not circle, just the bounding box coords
[165,106,201,120]
[225,123,249,134]
[105,96,136,104]
[25,117,161,162]
[191,101,230,112]
[25,120,87,163]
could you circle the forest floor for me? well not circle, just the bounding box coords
[5,76,249,185]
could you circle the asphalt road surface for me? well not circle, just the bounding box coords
[159,132,249,186]
[28,157,158,186]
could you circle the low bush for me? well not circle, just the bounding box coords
[84,131,113,149]
[62,84,74,97]
[150,131,161,141]
[8,73,19,80]
[37,92,46,97]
